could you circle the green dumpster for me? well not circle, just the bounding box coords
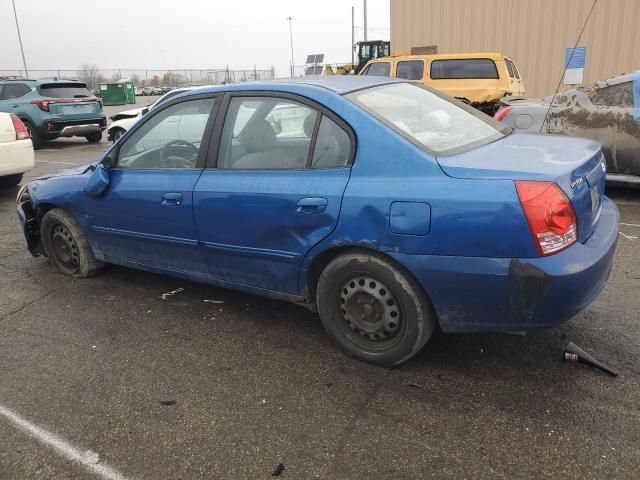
[99,80,136,106]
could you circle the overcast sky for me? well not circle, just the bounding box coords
[0,0,390,78]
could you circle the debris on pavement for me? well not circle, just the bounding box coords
[563,342,618,377]
[403,382,426,389]
[160,288,184,300]
[203,299,224,304]
[271,463,285,476]
[159,394,177,405]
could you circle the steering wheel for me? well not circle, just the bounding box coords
[160,139,199,168]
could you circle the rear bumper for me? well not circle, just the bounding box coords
[391,197,620,332]
[0,140,35,176]
[40,117,107,138]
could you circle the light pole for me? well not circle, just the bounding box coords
[11,0,28,77]
[286,16,295,77]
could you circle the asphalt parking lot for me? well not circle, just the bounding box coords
[1,105,640,479]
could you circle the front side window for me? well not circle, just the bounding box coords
[347,83,509,156]
[2,83,31,100]
[118,97,214,169]
[430,59,499,80]
[396,61,425,80]
[218,97,317,170]
[362,62,391,77]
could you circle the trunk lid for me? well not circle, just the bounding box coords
[437,133,607,243]
[37,82,103,119]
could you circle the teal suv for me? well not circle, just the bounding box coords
[0,79,106,149]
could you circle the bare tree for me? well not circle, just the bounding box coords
[77,64,102,90]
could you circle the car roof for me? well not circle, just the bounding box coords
[190,76,406,95]
[369,52,507,63]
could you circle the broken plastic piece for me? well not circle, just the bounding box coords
[563,342,618,377]
[272,463,285,476]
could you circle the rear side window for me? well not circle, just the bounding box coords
[430,59,499,79]
[311,116,351,169]
[362,62,391,77]
[38,83,93,98]
[589,82,633,107]
[396,61,424,80]
[505,59,520,79]
[1,83,31,100]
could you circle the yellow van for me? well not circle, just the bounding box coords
[359,52,525,115]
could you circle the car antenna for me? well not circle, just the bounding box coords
[539,0,598,133]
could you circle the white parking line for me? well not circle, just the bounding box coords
[619,232,637,240]
[620,222,640,228]
[0,404,129,480]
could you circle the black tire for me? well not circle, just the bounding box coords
[316,252,436,366]
[111,128,125,142]
[0,174,23,187]
[23,120,43,150]
[85,132,102,144]
[40,208,104,278]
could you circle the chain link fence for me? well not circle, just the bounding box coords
[0,67,276,90]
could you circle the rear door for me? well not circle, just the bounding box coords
[193,93,354,294]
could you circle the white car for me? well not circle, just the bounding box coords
[0,112,34,187]
[107,87,196,142]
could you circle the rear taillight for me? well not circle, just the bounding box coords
[10,114,30,140]
[31,99,50,112]
[494,106,512,122]
[515,181,577,256]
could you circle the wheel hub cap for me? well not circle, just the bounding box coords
[339,276,401,341]
[52,224,79,272]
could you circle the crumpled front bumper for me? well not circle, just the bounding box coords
[390,197,620,332]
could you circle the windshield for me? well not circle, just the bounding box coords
[346,83,510,156]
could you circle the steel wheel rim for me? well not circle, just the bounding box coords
[339,275,402,343]
[51,223,79,273]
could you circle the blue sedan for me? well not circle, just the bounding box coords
[16,77,619,366]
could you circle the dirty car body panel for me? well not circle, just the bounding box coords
[498,73,640,184]
[17,76,619,334]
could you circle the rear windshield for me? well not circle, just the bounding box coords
[430,59,499,79]
[346,82,510,156]
[38,83,93,98]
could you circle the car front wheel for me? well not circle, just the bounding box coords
[40,208,104,278]
[316,252,436,366]
[111,128,125,142]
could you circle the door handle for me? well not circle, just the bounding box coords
[296,197,327,214]
[161,192,183,206]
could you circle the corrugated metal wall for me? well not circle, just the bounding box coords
[390,0,640,97]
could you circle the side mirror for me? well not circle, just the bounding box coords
[102,155,115,169]
[634,70,640,124]
[141,107,149,116]
[84,164,110,198]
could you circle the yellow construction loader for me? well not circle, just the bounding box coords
[324,40,390,75]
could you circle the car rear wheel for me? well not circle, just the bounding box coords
[23,120,43,150]
[40,208,104,278]
[85,132,102,144]
[0,174,23,187]
[316,252,436,366]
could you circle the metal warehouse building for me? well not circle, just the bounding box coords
[390,0,640,97]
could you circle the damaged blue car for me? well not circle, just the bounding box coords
[16,77,619,366]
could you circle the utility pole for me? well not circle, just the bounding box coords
[351,6,355,66]
[11,0,28,77]
[286,16,295,77]
[363,0,368,41]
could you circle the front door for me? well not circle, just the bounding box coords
[86,95,216,274]
[193,94,354,294]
